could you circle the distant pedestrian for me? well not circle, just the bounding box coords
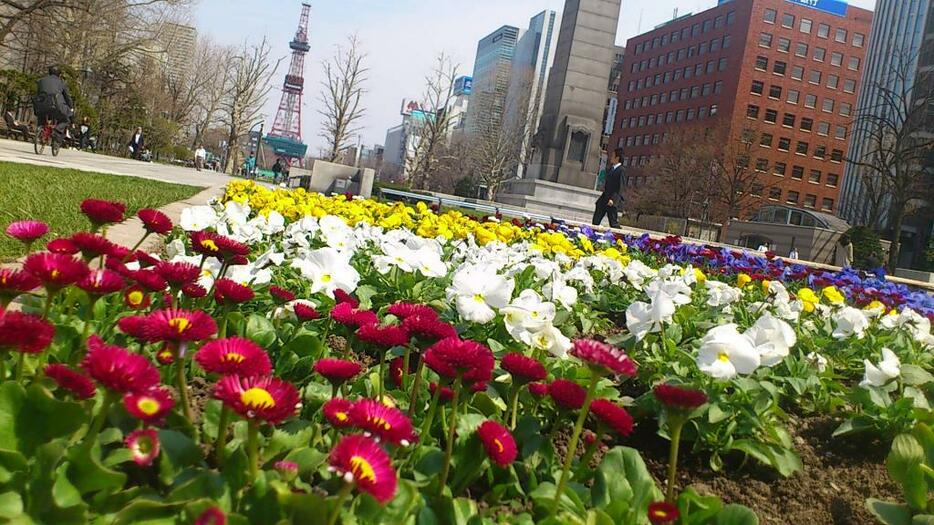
[592,147,624,229]
[128,126,145,160]
[78,117,91,150]
[272,158,284,183]
[834,235,853,268]
[789,246,799,260]
[194,144,206,171]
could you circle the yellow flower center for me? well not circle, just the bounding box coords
[200,239,219,251]
[128,291,144,306]
[335,411,349,422]
[1,276,6,285]
[241,387,275,409]
[473,294,485,303]
[168,317,190,334]
[717,352,730,363]
[321,274,332,283]
[223,352,245,363]
[350,455,377,483]
[493,438,504,453]
[137,398,161,416]
[51,269,60,280]
[650,509,670,519]
[367,416,392,431]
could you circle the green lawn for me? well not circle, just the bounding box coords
[0,162,202,260]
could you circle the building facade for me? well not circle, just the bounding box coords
[466,25,520,136]
[609,0,872,219]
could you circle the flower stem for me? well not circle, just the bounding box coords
[377,349,387,401]
[0,353,6,380]
[508,385,521,430]
[407,358,426,417]
[14,352,25,382]
[174,359,197,440]
[665,416,686,502]
[552,374,599,516]
[419,378,444,438]
[401,345,412,387]
[83,391,116,448]
[214,406,231,466]
[326,482,354,525]
[437,376,462,495]
[247,421,260,479]
[124,233,150,262]
[41,290,57,320]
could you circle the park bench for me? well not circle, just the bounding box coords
[1,111,31,141]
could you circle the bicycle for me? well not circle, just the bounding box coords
[33,119,61,156]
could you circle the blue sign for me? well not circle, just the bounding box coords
[454,76,472,96]
[784,0,848,17]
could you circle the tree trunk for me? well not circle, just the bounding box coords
[224,125,239,175]
[886,204,906,273]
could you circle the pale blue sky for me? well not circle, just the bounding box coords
[192,0,876,154]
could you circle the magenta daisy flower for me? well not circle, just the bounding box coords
[213,375,300,425]
[45,364,96,399]
[189,231,249,260]
[422,337,495,384]
[314,358,363,385]
[0,269,40,306]
[401,315,457,342]
[294,302,321,321]
[154,261,200,287]
[193,507,226,525]
[5,220,48,243]
[122,285,151,310]
[46,237,79,254]
[128,269,167,292]
[528,382,549,397]
[356,323,410,348]
[571,339,637,377]
[0,311,54,353]
[328,434,397,504]
[81,335,160,393]
[141,308,217,343]
[125,428,160,466]
[501,352,547,383]
[323,397,355,428]
[70,232,115,260]
[386,302,438,320]
[124,386,175,425]
[330,302,378,327]
[653,384,708,411]
[81,199,126,227]
[23,252,90,291]
[548,379,587,410]
[137,209,173,235]
[428,382,455,403]
[269,286,296,303]
[77,269,125,296]
[195,338,272,377]
[590,399,634,438]
[349,399,417,446]
[214,278,255,305]
[334,289,359,307]
[648,501,680,525]
[477,420,518,467]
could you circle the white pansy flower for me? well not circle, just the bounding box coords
[226,263,272,287]
[806,352,828,373]
[529,323,572,359]
[625,293,676,341]
[623,259,657,290]
[705,280,743,307]
[165,238,187,259]
[831,307,870,340]
[180,205,218,231]
[696,324,761,380]
[290,247,360,298]
[860,348,901,388]
[543,278,578,309]
[446,265,515,324]
[744,313,796,367]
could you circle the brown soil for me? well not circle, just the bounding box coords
[630,415,898,525]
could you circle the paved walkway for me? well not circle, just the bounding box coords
[0,137,234,188]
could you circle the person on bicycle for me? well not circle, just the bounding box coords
[34,66,73,136]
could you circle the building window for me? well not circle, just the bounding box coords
[792,165,804,180]
[835,125,847,139]
[769,85,782,99]
[752,183,764,197]
[695,63,704,76]
[800,18,813,34]
[835,28,847,43]
[666,111,674,123]
[830,52,843,67]
[706,60,716,74]
[760,133,773,147]
[840,102,852,116]
[791,65,804,80]
[782,13,795,29]
[782,112,796,126]
[848,56,861,71]
[796,141,809,155]
[817,23,830,39]
[821,198,834,211]
[714,15,724,28]
[787,90,800,104]
[569,131,589,163]
[778,137,791,151]
[711,38,721,52]
[703,19,713,33]
[831,149,843,162]
[718,58,728,71]
[710,104,718,115]
[805,94,817,108]
[769,188,782,201]
[787,190,799,204]
[765,109,778,123]
[755,158,769,172]
[687,108,696,120]
[727,10,735,25]
[699,106,709,119]
[751,80,764,95]
[778,37,791,53]
[796,42,808,57]
[723,35,732,48]
[774,61,787,75]
[676,109,685,122]
[826,174,839,187]
[809,70,822,84]
[814,47,826,62]
[822,98,835,112]
[760,32,773,48]
[843,79,856,93]
[814,145,827,158]
[853,33,865,48]
[804,194,817,208]
[755,55,769,70]
[773,162,787,176]
[809,170,822,184]
[692,85,702,98]
[827,74,839,89]
[800,117,813,131]
[714,81,723,94]
[763,8,777,24]
[702,83,712,96]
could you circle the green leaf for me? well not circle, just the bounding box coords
[283,447,327,475]
[888,434,925,486]
[51,464,82,508]
[264,421,315,461]
[158,430,204,485]
[451,497,478,525]
[356,285,378,310]
[591,447,662,524]
[866,499,912,525]
[0,383,85,455]
[245,314,277,348]
[112,500,183,525]
[283,329,326,358]
[0,491,23,519]
[708,404,728,424]
[912,515,934,525]
[65,443,127,494]
[901,365,934,386]
[716,504,760,525]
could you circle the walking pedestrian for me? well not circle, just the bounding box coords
[272,158,283,183]
[194,144,206,172]
[127,126,145,160]
[834,235,853,268]
[592,147,624,229]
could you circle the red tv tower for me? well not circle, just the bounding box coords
[266,2,311,164]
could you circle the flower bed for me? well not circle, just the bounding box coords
[0,180,931,524]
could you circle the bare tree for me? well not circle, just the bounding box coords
[708,122,777,231]
[219,37,279,174]
[846,49,934,270]
[189,40,234,147]
[407,52,459,190]
[318,35,367,163]
[636,124,718,218]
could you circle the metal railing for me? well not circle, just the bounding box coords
[377,187,556,224]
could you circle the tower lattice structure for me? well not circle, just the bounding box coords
[269,3,311,145]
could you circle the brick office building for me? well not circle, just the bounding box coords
[609,0,872,219]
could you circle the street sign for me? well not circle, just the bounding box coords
[783,0,848,17]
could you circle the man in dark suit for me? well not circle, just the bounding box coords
[593,147,624,228]
[128,127,145,160]
[34,66,73,135]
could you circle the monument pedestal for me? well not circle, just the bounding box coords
[495,178,601,222]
